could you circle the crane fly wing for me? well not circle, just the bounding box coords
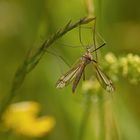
[93,63,115,92]
[56,63,82,89]
[72,64,86,93]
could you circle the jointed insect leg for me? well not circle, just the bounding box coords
[79,23,87,51]
[46,50,71,68]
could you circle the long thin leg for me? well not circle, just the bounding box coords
[56,42,82,48]
[79,18,97,51]
[80,26,106,46]
[96,32,106,45]
[79,23,86,51]
[46,50,71,67]
[92,17,98,61]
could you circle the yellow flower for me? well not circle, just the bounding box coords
[105,52,117,64]
[2,101,55,137]
[120,57,128,76]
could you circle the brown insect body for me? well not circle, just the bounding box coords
[72,50,92,92]
[56,48,114,93]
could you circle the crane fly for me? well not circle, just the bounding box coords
[56,44,114,93]
[56,17,114,93]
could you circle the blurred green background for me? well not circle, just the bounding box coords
[0,0,140,140]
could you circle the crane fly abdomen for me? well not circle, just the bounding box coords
[72,63,86,93]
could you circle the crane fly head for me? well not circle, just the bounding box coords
[81,51,93,64]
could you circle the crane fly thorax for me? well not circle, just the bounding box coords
[81,52,93,64]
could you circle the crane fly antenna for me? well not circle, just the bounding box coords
[90,42,106,53]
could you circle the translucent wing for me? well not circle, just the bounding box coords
[94,63,115,92]
[72,64,86,93]
[56,62,82,89]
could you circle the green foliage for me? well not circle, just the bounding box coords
[0,0,140,140]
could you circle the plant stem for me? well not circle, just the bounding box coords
[85,0,95,17]
[97,93,105,140]
[79,91,106,140]
[78,93,92,140]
